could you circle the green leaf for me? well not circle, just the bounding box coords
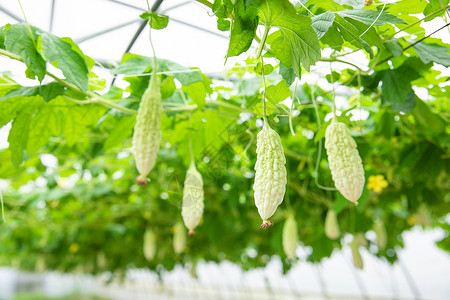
[38,31,89,92]
[48,96,106,146]
[333,0,364,9]
[412,42,450,67]
[212,0,233,18]
[0,86,40,100]
[160,77,176,99]
[384,39,403,57]
[413,98,446,136]
[8,97,43,166]
[61,37,96,71]
[311,12,335,39]
[217,18,231,31]
[336,10,406,26]
[27,105,61,154]
[333,15,373,57]
[347,18,383,49]
[321,24,344,51]
[259,0,321,75]
[103,116,136,151]
[0,96,30,128]
[182,75,212,108]
[113,55,203,86]
[4,24,46,81]
[279,62,295,86]
[254,63,274,75]
[265,81,291,105]
[39,82,66,102]
[423,0,450,21]
[149,12,169,30]
[381,67,419,113]
[0,82,65,102]
[226,0,258,58]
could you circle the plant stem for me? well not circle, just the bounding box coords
[256,26,271,59]
[96,97,138,114]
[260,56,268,127]
[320,57,366,73]
[311,89,337,192]
[289,80,298,136]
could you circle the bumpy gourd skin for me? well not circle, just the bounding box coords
[325,119,365,204]
[132,66,161,185]
[181,162,204,235]
[253,124,287,228]
[282,214,298,260]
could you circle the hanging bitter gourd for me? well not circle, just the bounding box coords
[325,119,365,204]
[181,161,204,235]
[132,60,162,185]
[282,214,298,260]
[253,123,287,228]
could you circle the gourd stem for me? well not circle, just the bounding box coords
[289,80,298,136]
[260,56,269,128]
[146,0,158,89]
[312,88,337,192]
[329,63,337,120]
[188,115,195,165]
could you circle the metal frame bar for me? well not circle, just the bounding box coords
[105,0,144,12]
[49,0,56,32]
[170,17,227,39]
[0,4,24,22]
[75,19,141,44]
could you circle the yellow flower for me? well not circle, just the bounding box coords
[69,243,80,254]
[367,175,388,193]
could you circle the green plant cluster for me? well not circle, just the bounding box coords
[0,0,449,276]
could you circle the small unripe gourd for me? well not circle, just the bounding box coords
[325,119,365,204]
[350,236,364,269]
[253,123,287,228]
[182,161,204,235]
[373,219,387,250]
[143,228,156,261]
[173,222,186,254]
[96,252,107,269]
[282,214,298,260]
[324,209,340,239]
[132,62,162,185]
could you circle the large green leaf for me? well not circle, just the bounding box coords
[381,66,419,112]
[412,41,450,67]
[112,54,203,86]
[27,105,62,154]
[336,9,406,26]
[226,0,258,58]
[38,31,89,92]
[258,0,321,75]
[3,24,46,81]
[311,12,335,39]
[7,96,43,166]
